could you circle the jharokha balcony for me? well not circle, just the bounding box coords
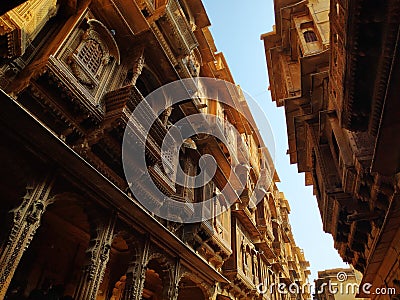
[145,0,198,59]
[164,0,198,56]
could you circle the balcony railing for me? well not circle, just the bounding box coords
[200,203,232,256]
[237,135,250,164]
[167,194,195,219]
[105,85,180,194]
[165,0,198,56]
[211,116,240,168]
[281,220,292,233]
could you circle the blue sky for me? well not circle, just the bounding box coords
[201,0,348,282]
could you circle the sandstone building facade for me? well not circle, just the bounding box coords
[314,268,366,300]
[263,0,400,298]
[0,0,309,299]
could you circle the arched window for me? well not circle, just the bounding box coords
[77,39,103,75]
[303,30,318,43]
[69,19,120,90]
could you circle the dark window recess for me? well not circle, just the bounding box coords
[332,132,340,162]
[178,0,190,21]
[298,45,303,57]
[303,30,318,43]
[141,9,149,17]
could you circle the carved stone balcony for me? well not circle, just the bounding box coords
[271,259,292,285]
[184,221,231,269]
[287,256,298,273]
[104,84,144,125]
[211,117,239,165]
[0,0,58,58]
[265,225,275,242]
[105,85,180,195]
[272,240,285,259]
[272,241,281,251]
[237,135,250,164]
[232,199,259,240]
[199,203,232,256]
[280,267,292,285]
[45,55,104,122]
[281,221,291,243]
[196,129,242,197]
[148,164,176,195]
[104,85,169,146]
[258,167,273,192]
[157,0,198,57]
[223,269,257,299]
[254,238,275,259]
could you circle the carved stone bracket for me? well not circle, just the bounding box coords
[74,213,117,300]
[0,174,56,298]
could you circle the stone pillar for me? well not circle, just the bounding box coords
[74,213,116,300]
[122,239,150,300]
[164,283,179,300]
[162,260,180,300]
[0,175,55,299]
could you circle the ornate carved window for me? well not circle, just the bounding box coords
[303,30,318,43]
[71,30,109,87]
[76,39,103,75]
[63,17,120,96]
[46,11,120,117]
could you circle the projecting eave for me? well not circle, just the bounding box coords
[340,0,400,134]
[261,30,284,106]
[358,194,400,297]
[190,0,211,28]
[300,49,330,96]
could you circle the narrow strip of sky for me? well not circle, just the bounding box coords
[202,0,348,282]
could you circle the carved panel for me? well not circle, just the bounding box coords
[74,213,116,300]
[122,238,150,300]
[0,174,55,298]
[0,0,58,58]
